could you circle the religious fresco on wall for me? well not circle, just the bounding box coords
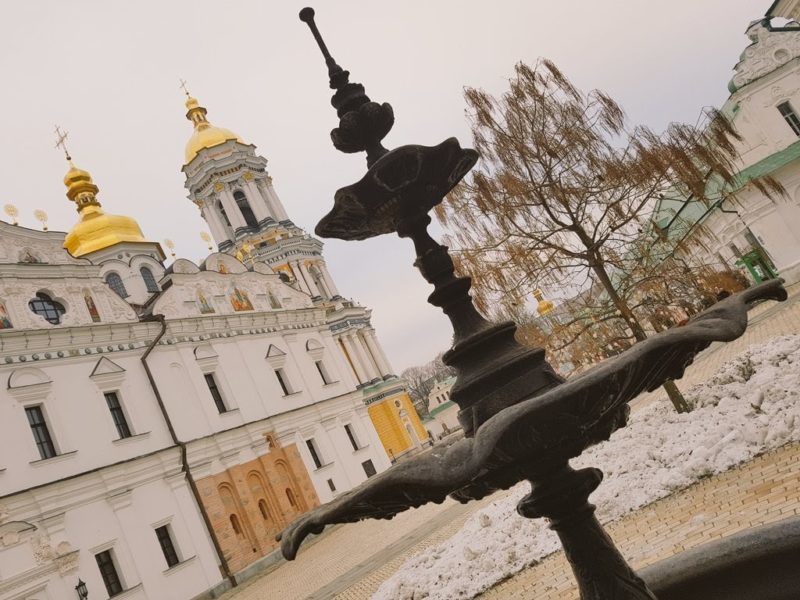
[197,291,216,314]
[0,301,13,329]
[229,287,254,311]
[84,293,101,322]
[19,249,41,264]
[217,261,228,274]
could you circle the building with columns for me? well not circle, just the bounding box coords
[0,93,425,600]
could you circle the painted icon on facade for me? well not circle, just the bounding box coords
[84,293,101,322]
[230,287,253,311]
[0,301,13,329]
[198,291,215,314]
[217,261,228,274]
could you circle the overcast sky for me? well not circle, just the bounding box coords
[0,1,769,372]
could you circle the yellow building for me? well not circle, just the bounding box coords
[366,388,429,460]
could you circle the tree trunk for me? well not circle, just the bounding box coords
[590,253,692,413]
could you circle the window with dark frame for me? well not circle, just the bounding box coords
[362,459,377,478]
[105,273,128,298]
[306,438,323,469]
[95,549,124,596]
[155,525,180,568]
[234,190,259,228]
[778,101,800,136]
[25,406,57,460]
[344,424,359,451]
[28,292,66,325]
[140,266,160,293]
[204,373,227,413]
[104,392,132,439]
[258,499,270,520]
[275,368,292,396]
[327,478,336,492]
[315,360,330,384]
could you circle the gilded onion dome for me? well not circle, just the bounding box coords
[63,162,148,257]
[184,95,245,164]
[533,288,555,316]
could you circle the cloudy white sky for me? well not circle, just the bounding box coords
[0,0,769,371]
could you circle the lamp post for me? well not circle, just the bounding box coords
[279,8,789,599]
[75,579,88,600]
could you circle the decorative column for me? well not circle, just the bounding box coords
[319,262,340,297]
[263,179,290,221]
[362,328,392,377]
[218,186,247,231]
[244,178,271,222]
[298,261,322,297]
[201,201,230,247]
[349,331,379,381]
[339,334,368,384]
[289,261,312,295]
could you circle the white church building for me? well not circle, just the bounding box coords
[654,1,800,285]
[0,94,426,600]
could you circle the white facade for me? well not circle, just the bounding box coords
[424,377,461,439]
[659,10,800,284]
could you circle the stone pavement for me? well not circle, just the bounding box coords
[224,284,800,600]
[479,441,800,599]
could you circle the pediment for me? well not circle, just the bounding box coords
[265,344,286,358]
[194,343,219,361]
[731,21,800,91]
[90,356,126,378]
[8,367,51,389]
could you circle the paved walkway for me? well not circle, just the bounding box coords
[225,284,800,600]
[480,441,800,598]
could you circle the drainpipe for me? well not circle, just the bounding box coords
[141,314,236,588]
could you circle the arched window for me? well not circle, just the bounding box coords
[28,292,65,325]
[106,273,128,298]
[140,266,159,293]
[230,514,242,536]
[258,499,270,520]
[218,201,232,229]
[234,190,258,228]
[268,291,281,309]
[285,488,296,507]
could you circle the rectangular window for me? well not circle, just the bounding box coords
[315,360,330,385]
[95,549,124,596]
[104,392,132,439]
[327,478,336,492]
[204,373,227,413]
[729,242,742,258]
[275,368,292,396]
[344,424,359,451]
[25,406,57,460]
[155,525,180,568]
[306,438,323,469]
[362,459,377,478]
[778,101,800,136]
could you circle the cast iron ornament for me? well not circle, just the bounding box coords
[286,9,788,599]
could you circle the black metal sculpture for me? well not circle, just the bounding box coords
[281,8,788,599]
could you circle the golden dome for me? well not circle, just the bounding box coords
[184,95,244,164]
[61,162,148,257]
[533,288,555,316]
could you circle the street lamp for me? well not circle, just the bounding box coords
[75,579,88,600]
[280,8,789,599]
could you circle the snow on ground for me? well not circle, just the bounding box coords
[373,335,800,600]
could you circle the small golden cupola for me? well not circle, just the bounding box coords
[62,160,148,257]
[533,288,555,317]
[183,92,245,164]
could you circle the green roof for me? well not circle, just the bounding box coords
[427,400,456,418]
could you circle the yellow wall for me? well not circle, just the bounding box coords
[367,392,429,459]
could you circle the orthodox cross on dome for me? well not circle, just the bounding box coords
[179,78,191,97]
[54,125,71,161]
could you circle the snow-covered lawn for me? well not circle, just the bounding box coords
[374,335,800,600]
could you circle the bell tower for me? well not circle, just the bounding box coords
[181,91,340,300]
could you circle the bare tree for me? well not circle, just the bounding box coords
[401,353,456,414]
[437,60,781,413]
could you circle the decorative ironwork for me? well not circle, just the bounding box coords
[284,8,789,599]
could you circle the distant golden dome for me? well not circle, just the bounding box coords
[61,162,148,257]
[184,95,244,164]
[532,288,555,316]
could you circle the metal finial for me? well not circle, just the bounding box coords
[299,7,394,164]
[179,78,191,97]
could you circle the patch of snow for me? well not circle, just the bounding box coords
[373,335,800,600]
